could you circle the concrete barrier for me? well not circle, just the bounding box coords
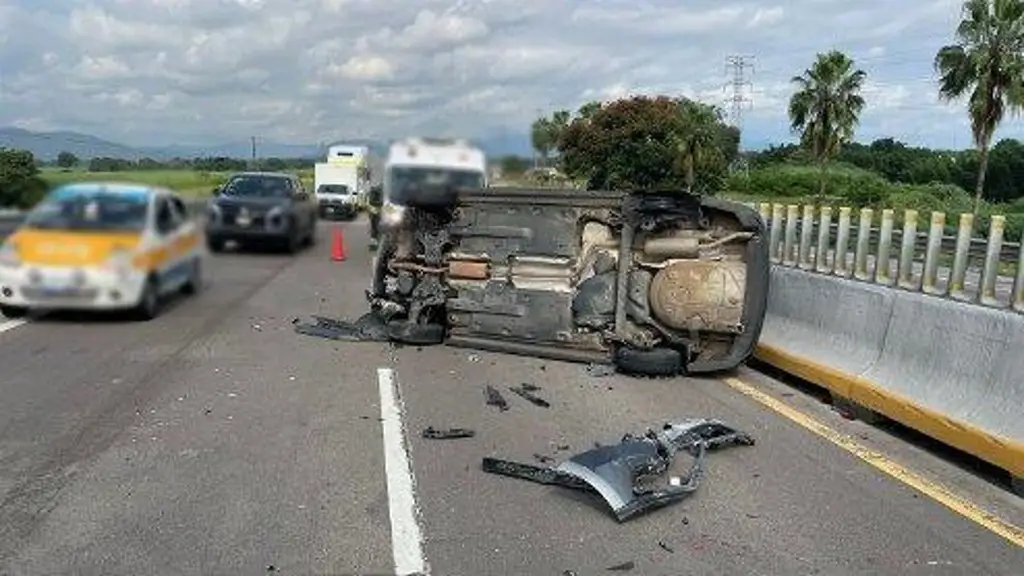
[756,266,1024,492]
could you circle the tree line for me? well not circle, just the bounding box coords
[50,152,314,173]
[526,0,1024,224]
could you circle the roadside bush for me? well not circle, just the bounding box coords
[0,148,47,209]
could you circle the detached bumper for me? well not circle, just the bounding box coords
[0,265,147,311]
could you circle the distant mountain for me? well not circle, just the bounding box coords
[0,127,145,160]
[0,127,534,162]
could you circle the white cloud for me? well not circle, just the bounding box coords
[0,0,1014,152]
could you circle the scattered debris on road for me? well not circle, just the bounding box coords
[484,385,509,411]
[607,560,635,571]
[658,541,675,553]
[422,426,476,440]
[481,418,755,522]
[509,384,550,407]
[586,363,616,377]
[293,312,389,341]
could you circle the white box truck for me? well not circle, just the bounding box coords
[313,144,370,220]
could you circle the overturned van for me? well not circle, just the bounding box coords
[355,178,770,376]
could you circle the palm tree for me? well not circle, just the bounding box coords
[788,50,867,200]
[675,99,723,193]
[935,0,1024,214]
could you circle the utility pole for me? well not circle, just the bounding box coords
[723,55,754,175]
[250,136,258,169]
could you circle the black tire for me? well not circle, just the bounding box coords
[132,276,161,321]
[0,304,28,319]
[181,257,202,295]
[613,346,684,377]
[386,320,446,345]
[207,236,225,253]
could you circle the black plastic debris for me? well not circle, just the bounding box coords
[293,312,389,342]
[509,384,550,408]
[607,560,635,571]
[422,426,475,440]
[658,541,674,553]
[481,418,755,522]
[484,385,509,411]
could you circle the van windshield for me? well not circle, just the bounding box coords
[386,166,485,204]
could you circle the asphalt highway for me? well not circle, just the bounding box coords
[0,218,1022,576]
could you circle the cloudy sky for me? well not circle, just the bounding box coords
[0,0,1017,151]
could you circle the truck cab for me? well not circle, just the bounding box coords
[378,137,487,231]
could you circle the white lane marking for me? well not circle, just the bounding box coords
[377,367,430,576]
[0,319,27,334]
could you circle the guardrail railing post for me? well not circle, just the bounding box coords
[815,206,833,273]
[783,205,799,266]
[1014,237,1024,313]
[758,203,771,227]
[922,211,945,295]
[834,207,852,277]
[978,215,1005,307]
[897,209,919,290]
[854,208,873,281]
[770,203,784,264]
[949,213,974,300]
[798,204,815,269]
[874,208,895,286]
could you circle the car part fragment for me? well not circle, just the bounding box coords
[422,426,475,439]
[481,418,754,522]
[293,312,390,341]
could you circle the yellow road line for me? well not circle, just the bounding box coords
[723,376,1024,549]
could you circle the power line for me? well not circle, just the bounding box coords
[724,55,755,129]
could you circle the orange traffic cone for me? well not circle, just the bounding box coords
[331,229,347,261]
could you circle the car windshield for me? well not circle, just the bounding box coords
[387,166,485,204]
[221,175,291,198]
[318,184,351,195]
[22,186,150,232]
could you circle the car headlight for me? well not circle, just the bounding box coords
[381,203,406,226]
[102,248,137,278]
[266,206,287,229]
[0,242,20,269]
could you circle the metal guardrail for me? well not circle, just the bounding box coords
[744,202,1024,313]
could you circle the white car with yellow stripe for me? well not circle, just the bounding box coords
[0,182,205,320]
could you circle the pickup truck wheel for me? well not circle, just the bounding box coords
[613,346,683,377]
[386,320,446,345]
[0,304,28,319]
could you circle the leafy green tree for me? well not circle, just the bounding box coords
[788,50,867,200]
[0,148,47,208]
[935,0,1024,213]
[557,95,736,192]
[56,151,78,168]
[530,117,553,167]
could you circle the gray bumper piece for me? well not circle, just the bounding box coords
[481,418,754,522]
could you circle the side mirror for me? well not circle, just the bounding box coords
[295,192,309,201]
[211,187,221,196]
